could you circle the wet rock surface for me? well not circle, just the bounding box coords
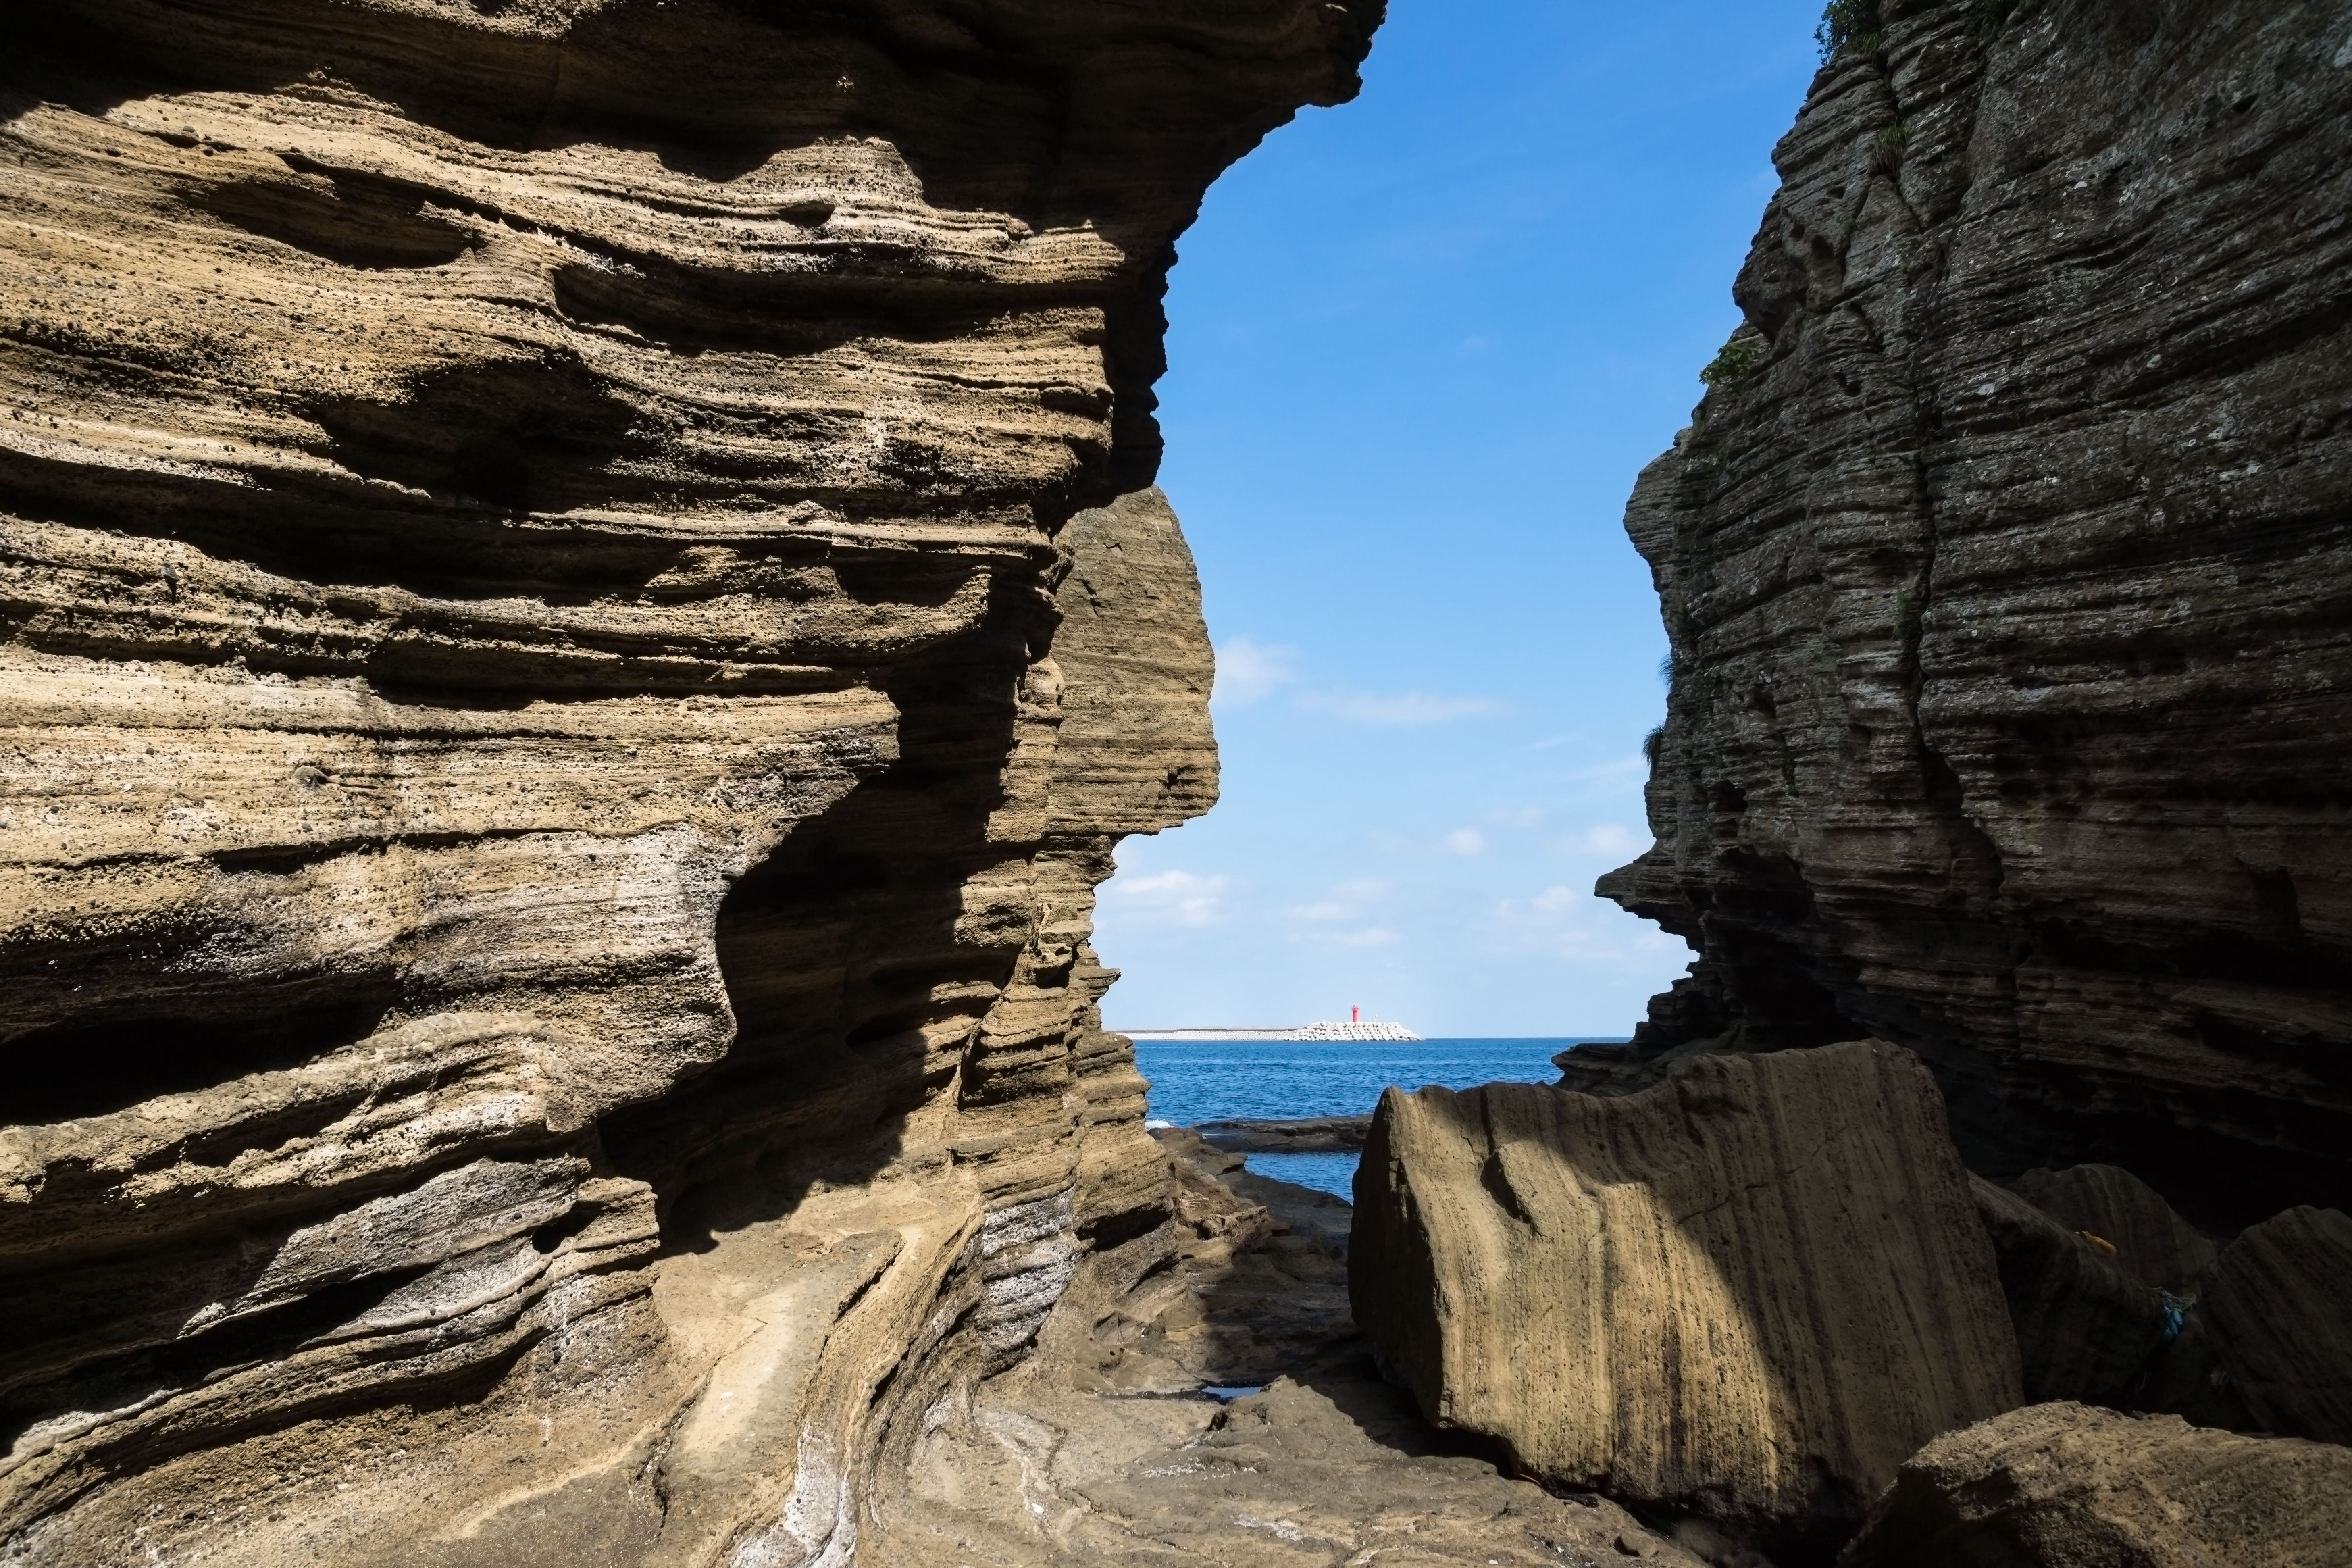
[1351,1040,2021,1554]
[1584,0,2352,1233]
[1837,1401,2352,1568]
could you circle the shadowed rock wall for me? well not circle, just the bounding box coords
[0,2,1378,1560]
[1587,0,2352,1232]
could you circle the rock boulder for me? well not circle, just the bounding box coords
[2200,1205,2352,1446]
[1838,1401,2352,1568]
[1351,1039,2021,1545]
[2006,1165,2217,1294]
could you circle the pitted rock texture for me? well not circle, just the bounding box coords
[0,1,1379,1560]
[1837,1401,2352,1568]
[1350,1041,2022,1552]
[1586,0,2352,1233]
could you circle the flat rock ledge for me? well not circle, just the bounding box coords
[1195,1114,1373,1153]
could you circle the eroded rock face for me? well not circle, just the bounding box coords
[1351,1040,2022,1551]
[1837,1401,2352,1568]
[1585,0,2352,1232]
[0,2,1378,1559]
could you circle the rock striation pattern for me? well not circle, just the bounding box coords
[1838,1401,2352,1568]
[1583,0,2352,1232]
[0,2,1379,1560]
[1351,1040,2021,1551]
[2006,1163,2216,1293]
[2196,1202,2352,1446]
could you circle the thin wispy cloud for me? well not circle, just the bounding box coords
[1444,828,1486,856]
[1284,879,1401,950]
[1560,823,1642,858]
[1104,868,1232,927]
[1212,633,1299,707]
[1570,754,1649,783]
[1484,805,1544,828]
[1486,883,1691,964]
[1288,878,1392,924]
[1297,688,1511,725]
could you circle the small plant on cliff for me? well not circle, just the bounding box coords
[1815,0,1884,60]
[1700,331,1766,388]
[1871,119,1911,174]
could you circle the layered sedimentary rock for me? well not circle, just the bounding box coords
[0,2,1379,1560]
[1351,1040,2021,1549]
[1584,0,2352,1232]
[1838,1401,2352,1568]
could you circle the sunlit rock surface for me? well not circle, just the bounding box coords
[1351,1040,2022,1553]
[1584,0,2352,1233]
[0,2,1379,1559]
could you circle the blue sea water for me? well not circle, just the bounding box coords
[1134,1037,1624,1200]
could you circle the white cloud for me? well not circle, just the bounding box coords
[1486,884,1692,964]
[1212,634,1298,707]
[1571,754,1648,783]
[1288,878,1392,923]
[1104,868,1231,926]
[1560,823,1642,859]
[1286,879,1398,948]
[1297,688,1511,725]
[1484,805,1544,828]
[1444,828,1486,856]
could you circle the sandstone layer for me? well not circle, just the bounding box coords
[1837,1401,2352,1568]
[1351,1040,2022,1551]
[0,2,1380,1560]
[1581,0,2352,1233]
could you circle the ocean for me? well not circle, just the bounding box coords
[1133,1037,1624,1199]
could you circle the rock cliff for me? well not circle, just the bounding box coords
[1583,0,2352,1232]
[0,2,1379,1560]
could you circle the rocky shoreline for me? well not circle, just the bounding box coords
[1194,1114,1374,1154]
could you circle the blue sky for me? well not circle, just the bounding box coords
[1094,0,1827,1037]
